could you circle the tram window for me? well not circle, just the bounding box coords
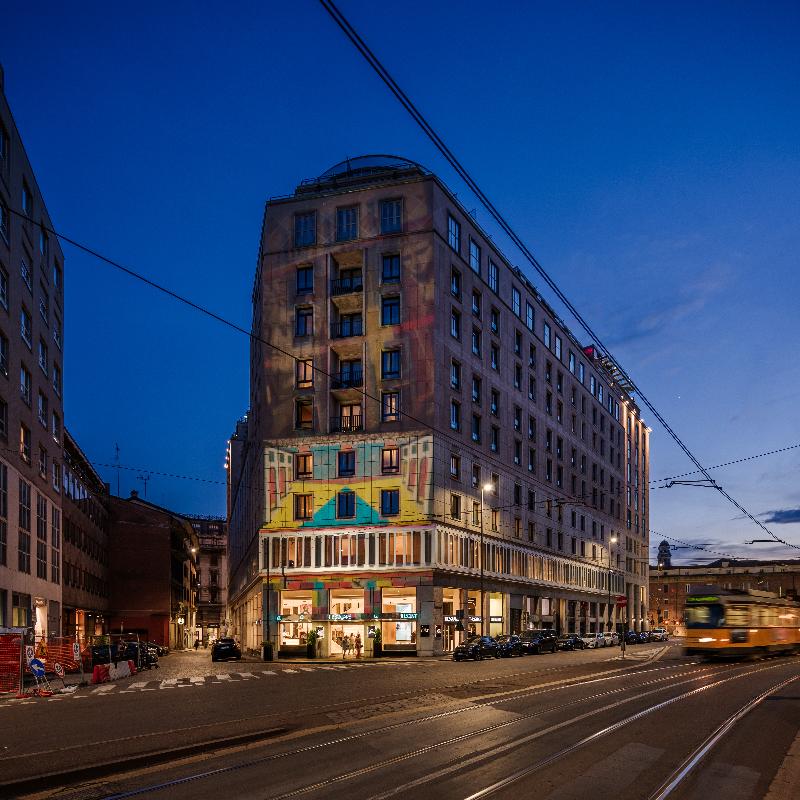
[685,604,725,628]
[726,605,749,627]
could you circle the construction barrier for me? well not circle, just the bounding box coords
[26,636,86,674]
[91,660,137,684]
[0,634,23,696]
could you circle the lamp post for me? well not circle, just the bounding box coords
[479,482,494,638]
[607,535,618,632]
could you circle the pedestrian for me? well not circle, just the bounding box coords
[349,633,355,656]
[354,633,362,659]
[342,636,350,659]
[194,637,200,651]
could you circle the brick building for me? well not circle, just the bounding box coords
[228,155,651,656]
[61,429,110,639]
[107,492,198,649]
[187,515,228,644]
[650,558,800,630]
[0,65,66,637]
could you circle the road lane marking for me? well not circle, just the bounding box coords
[92,684,116,694]
[215,674,232,681]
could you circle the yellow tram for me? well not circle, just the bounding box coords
[684,587,800,658]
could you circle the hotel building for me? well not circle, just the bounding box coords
[227,156,650,657]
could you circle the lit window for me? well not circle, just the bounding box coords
[295,453,313,479]
[381,391,400,422]
[295,400,313,430]
[295,359,313,388]
[294,494,313,520]
[382,447,399,474]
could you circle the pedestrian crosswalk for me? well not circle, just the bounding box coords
[610,646,667,662]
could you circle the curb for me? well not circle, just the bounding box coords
[0,725,290,796]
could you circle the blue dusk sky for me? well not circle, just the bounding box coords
[1,2,798,563]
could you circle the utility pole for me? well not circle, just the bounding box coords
[136,472,151,498]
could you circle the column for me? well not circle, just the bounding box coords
[417,584,441,657]
[261,581,279,651]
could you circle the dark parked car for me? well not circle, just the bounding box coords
[624,630,640,645]
[557,633,586,651]
[495,635,525,657]
[638,631,652,643]
[148,641,169,657]
[519,629,557,654]
[211,638,242,662]
[453,636,499,661]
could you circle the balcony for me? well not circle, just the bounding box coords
[331,274,363,296]
[330,318,363,339]
[331,369,363,389]
[330,415,363,433]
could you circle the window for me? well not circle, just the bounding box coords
[472,463,480,488]
[51,508,60,584]
[21,307,32,347]
[295,399,313,430]
[51,411,61,443]
[555,335,562,360]
[488,260,498,293]
[295,359,313,388]
[490,344,499,371]
[381,391,400,422]
[381,489,399,516]
[514,517,521,539]
[514,363,522,389]
[525,301,534,331]
[450,359,461,390]
[514,406,522,431]
[53,261,62,292]
[471,414,481,442]
[471,290,481,318]
[472,502,480,526]
[39,285,48,324]
[52,363,61,396]
[336,206,359,241]
[38,445,47,478]
[490,425,499,452]
[295,307,313,337]
[490,307,499,334]
[382,254,400,282]
[447,214,460,252]
[294,212,316,247]
[0,265,7,309]
[0,396,6,438]
[380,199,402,233]
[381,296,400,326]
[0,202,7,244]
[37,391,47,427]
[511,287,521,317]
[19,423,31,463]
[528,375,536,401]
[471,375,481,403]
[53,314,62,349]
[490,389,499,416]
[543,322,551,349]
[296,265,313,294]
[20,365,31,405]
[295,453,313,479]
[449,493,462,520]
[578,362,585,384]
[528,416,536,439]
[381,350,401,380]
[450,454,460,479]
[37,339,48,376]
[528,447,535,472]
[450,400,461,431]
[18,479,31,574]
[382,447,399,473]
[39,227,48,257]
[337,491,356,519]
[469,238,481,273]
[491,509,498,531]
[294,494,313,520]
[451,267,461,298]
[514,330,522,356]
[529,343,536,368]
[514,439,522,464]
[0,332,7,377]
[451,308,461,340]
[471,327,481,356]
[568,351,576,374]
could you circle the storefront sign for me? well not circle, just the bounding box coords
[468,615,482,623]
[328,613,359,621]
[444,615,458,623]
[489,616,503,624]
[398,612,418,620]
[435,625,443,638]
[420,624,430,637]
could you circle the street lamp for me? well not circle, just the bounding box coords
[479,482,494,637]
[607,535,618,632]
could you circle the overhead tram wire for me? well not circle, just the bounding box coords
[317,0,798,552]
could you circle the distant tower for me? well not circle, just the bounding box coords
[657,541,672,569]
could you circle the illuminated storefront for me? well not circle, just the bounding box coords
[380,588,417,653]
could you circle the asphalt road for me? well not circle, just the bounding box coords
[1,642,798,800]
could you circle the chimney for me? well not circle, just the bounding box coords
[130,489,139,499]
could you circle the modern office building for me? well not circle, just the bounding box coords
[61,429,110,639]
[228,155,650,657]
[0,65,66,638]
[650,558,800,631]
[187,515,228,644]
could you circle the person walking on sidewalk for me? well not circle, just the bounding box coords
[354,633,363,659]
[193,638,200,651]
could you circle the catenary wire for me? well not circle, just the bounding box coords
[316,0,798,552]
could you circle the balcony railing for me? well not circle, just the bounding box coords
[330,415,363,433]
[331,369,363,389]
[330,319,364,338]
[331,274,364,296]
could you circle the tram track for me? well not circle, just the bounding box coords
[82,660,756,800]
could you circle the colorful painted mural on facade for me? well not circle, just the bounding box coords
[262,435,433,530]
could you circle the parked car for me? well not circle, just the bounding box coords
[557,633,585,651]
[649,628,668,642]
[582,632,606,649]
[453,636,499,661]
[495,635,525,657]
[519,630,557,654]
[638,631,652,643]
[148,641,169,657]
[624,630,640,645]
[602,631,620,647]
[211,638,242,662]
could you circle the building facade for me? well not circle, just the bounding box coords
[188,515,228,644]
[650,558,800,631]
[61,429,110,639]
[0,66,66,638]
[107,492,198,649]
[228,155,650,657]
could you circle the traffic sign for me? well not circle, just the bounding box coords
[25,645,34,663]
[29,658,45,677]
[72,642,80,661]
[54,663,65,678]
